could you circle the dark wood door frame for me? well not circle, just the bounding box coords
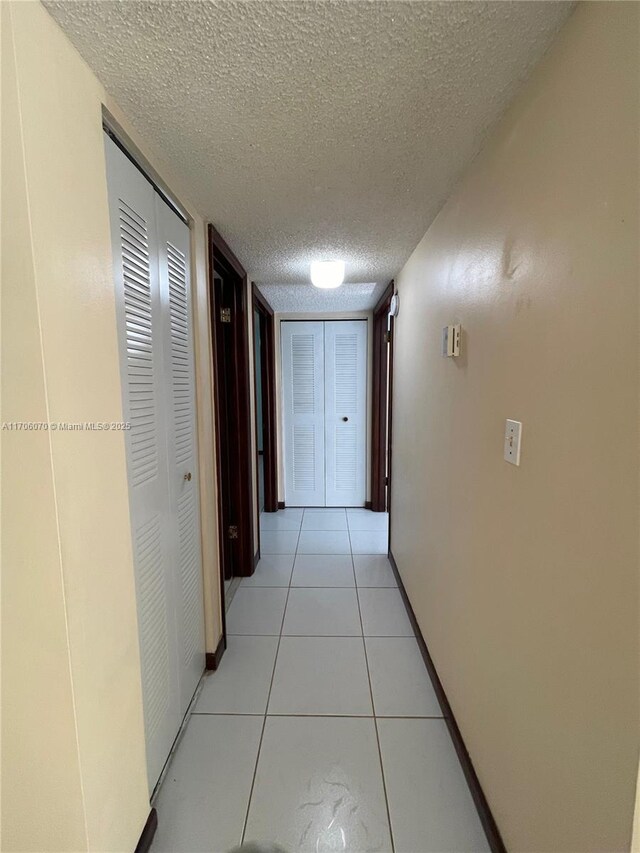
[208,225,256,604]
[252,284,278,516]
[371,280,395,513]
[387,287,396,530]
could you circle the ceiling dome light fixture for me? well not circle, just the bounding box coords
[310,260,345,290]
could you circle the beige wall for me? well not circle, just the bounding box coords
[1,2,222,850]
[391,3,639,851]
[2,8,89,849]
[273,312,374,506]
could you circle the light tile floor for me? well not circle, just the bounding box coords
[152,508,489,853]
[224,576,242,611]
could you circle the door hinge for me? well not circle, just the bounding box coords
[385,476,389,485]
[385,330,392,343]
[220,307,231,324]
[227,524,239,540]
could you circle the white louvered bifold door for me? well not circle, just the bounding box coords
[104,137,181,788]
[325,320,367,507]
[156,198,205,716]
[281,321,326,506]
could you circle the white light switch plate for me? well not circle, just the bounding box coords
[442,324,461,357]
[504,419,522,465]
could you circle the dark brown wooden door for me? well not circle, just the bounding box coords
[252,284,278,514]
[371,281,395,512]
[209,227,255,589]
[213,272,236,580]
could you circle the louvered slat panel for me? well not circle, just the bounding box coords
[108,136,201,791]
[177,489,200,668]
[325,320,367,507]
[282,322,325,505]
[293,424,316,491]
[167,242,193,466]
[335,424,358,491]
[291,334,315,414]
[334,333,358,414]
[119,199,159,488]
[135,515,170,741]
[155,196,205,717]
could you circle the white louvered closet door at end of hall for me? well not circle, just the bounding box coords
[281,322,326,506]
[282,320,367,507]
[325,320,367,507]
[105,136,204,790]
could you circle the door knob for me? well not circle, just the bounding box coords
[184,472,192,482]
[342,417,349,422]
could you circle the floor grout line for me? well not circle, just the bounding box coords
[150,667,209,805]
[191,711,266,717]
[239,516,303,845]
[259,551,391,556]
[347,519,397,853]
[228,633,414,638]
[192,712,445,719]
[238,584,396,589]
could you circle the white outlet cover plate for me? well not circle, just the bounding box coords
[504,419,522,465]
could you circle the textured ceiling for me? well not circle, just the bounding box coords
[45,0,573,311]
[258,282,384,314]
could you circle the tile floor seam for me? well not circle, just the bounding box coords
[230,632,419,638]
[228,633,288,638]
[193,712,442,719]
[347,521,397,853]
[239,515,302,845]
[150,669,208,806]
[191,712,266,717]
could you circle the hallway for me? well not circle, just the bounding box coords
[5,3,639,852]
[151,508,488,852]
